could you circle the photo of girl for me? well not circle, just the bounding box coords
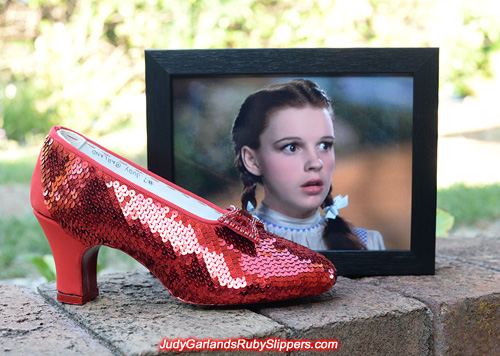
[231,79,385,250]
[169,75,412,251]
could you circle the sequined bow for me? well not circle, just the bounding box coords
[217,205,264,244]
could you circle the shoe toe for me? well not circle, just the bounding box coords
[254,233,337,301]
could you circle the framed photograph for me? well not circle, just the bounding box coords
[145,48,438,277]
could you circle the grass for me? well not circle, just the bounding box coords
[437,182,500,226]
[0,213,144,280]
[0,212,51,279]
[0,143,39,184]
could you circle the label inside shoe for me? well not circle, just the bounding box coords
[57,129,222,221]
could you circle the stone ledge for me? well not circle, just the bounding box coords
[37,270,432,356]
[361,236,500,356]
[256,277,432,356]
[38,270,287,356]
[0,283,112,356]
[436,235,500,271]
[3,235,499,355]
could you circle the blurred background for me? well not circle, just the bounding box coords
[1,0,499,284]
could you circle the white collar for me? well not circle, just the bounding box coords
[255,203,324,230]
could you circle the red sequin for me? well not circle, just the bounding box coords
[36,128,337,305]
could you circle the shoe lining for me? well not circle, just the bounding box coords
[57,129,223,221]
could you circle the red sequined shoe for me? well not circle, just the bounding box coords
[31,126,336,305]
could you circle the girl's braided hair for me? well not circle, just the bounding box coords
[231,79,367,250]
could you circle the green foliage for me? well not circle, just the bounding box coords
[0,144,38,184]
[1,80,56,142]
[436,208,455,238]
[437,183,500,225]
[1,0,500,144]
[0,209,140,280]
[446,6,500,97]
[0,0,500,280]
[0,213,51,279]
[20,253,56,281]
[20,252,113,282]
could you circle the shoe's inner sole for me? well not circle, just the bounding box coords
[57,128,223,221]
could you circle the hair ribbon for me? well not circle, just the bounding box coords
[246,201,256,214]
[324,195,348,220]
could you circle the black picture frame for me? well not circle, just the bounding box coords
[145,48,438,277]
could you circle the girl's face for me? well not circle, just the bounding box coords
[242,105,335,219]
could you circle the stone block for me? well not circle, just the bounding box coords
[38,270,287,355]
[255,277,433,356]
[437,236,500,270]
[362,257,500,356]
[0,283,112,356]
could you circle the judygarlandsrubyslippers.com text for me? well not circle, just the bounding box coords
[158,337,340,352]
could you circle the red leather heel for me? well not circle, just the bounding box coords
[34,210,100,305]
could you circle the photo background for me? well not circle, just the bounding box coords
[172,76,413,250]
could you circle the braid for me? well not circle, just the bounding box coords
[241,173,257,210]
[321,187,368,250]
[234,150,260,210]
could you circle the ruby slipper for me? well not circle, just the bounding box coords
[31,126,336,305]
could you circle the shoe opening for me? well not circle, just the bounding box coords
[56,128,223,221]
[58,128,87,150]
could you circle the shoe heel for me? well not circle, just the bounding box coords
[34,210,100,305]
